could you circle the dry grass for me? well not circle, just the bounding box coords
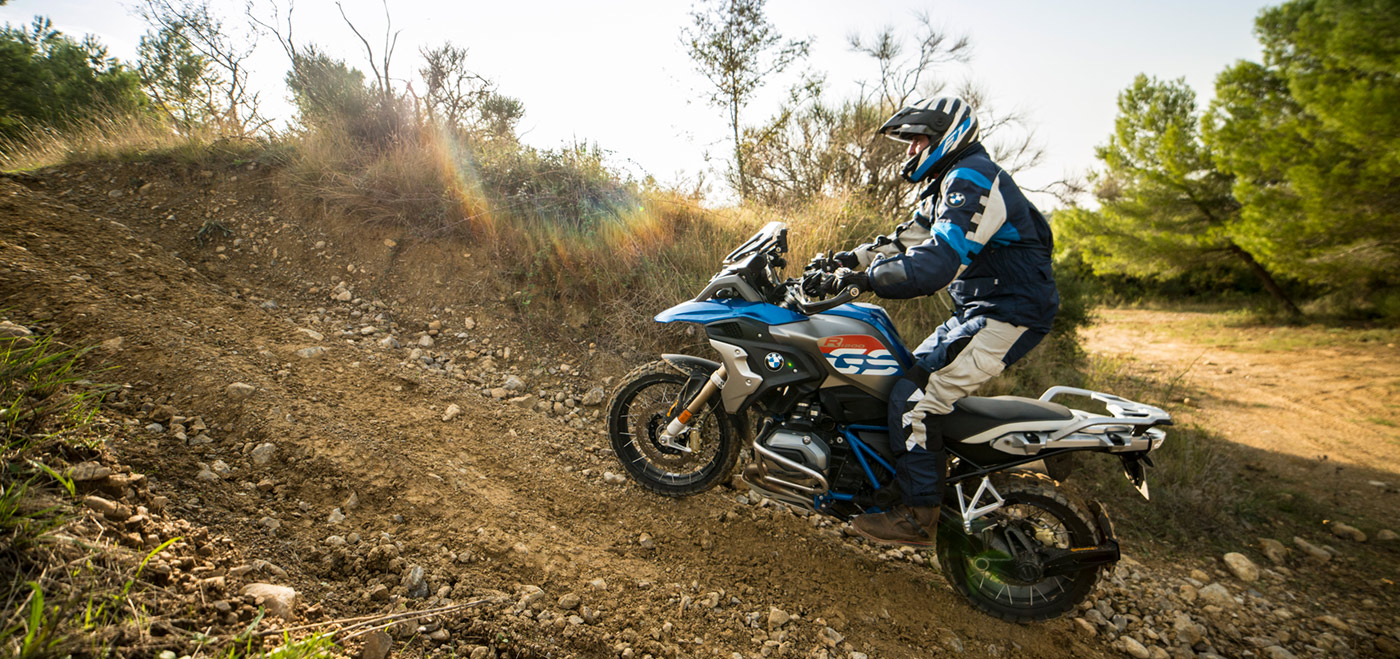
[0,114,228,172]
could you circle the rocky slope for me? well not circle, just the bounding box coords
[1,159,1396,658]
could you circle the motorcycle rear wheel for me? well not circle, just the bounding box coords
[937,473,1102,622]
[608,361,740,497]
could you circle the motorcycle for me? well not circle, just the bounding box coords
[606,222,1171,622]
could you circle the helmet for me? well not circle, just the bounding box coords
[878,97,980,184]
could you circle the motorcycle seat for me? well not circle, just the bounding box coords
[942,396,1074,442]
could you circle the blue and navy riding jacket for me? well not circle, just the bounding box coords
[853,143,1059,334]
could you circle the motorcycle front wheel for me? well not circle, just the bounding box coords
[937,473,1103,622]
[607,361,741,497]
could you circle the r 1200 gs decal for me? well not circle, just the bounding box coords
[818,335,903,376]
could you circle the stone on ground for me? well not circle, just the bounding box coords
[1223,552,1260,582]
[241,583,299,620]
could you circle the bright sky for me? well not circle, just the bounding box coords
[1,0,1275,208]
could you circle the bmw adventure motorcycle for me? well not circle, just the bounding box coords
[607,222,1171,621]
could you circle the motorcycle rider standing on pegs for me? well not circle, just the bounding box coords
[806,97,1059,546]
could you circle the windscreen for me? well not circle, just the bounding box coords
[723,221,788,264]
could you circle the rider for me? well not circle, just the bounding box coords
[812,97,1059,546]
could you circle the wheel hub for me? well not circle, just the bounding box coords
[646,413,687,456]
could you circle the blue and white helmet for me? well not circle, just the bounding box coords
[878,97,981,184]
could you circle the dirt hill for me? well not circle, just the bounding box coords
[2,159,1397,659]
[0,160,1110,658]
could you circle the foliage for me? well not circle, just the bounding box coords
[0,17,146,140]
[136,0,267,136]
[418,43,523,139]
[683,0,809,200]
[1056,75,1300,314]
[1203,0,1400,312]
[739,20,1055,215]
[136,20,218,134]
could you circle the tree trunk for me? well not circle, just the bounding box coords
[1227,241,1303,317]
[730,94,745,201]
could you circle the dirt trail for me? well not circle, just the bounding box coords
[1084,308,1400,519]
[0,162,1106,658]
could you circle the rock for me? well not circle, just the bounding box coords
[1198,583,1235,608]
[1258,538,1288,565]
[463,317,476,330]
[1317,614,1349,631]
[442,404,462,422]
[558,593,581,610]
[428,629,449,642]
[638,533,654,549]
[241,583,299,620]
[767,607,791,630]
[226,382,256,401]
[1173,611,1203,645]
[603,472,627,484]
[418,335,434,348]
[196,468,219,482]
[588,578,608,591]
[69,462,112,482]
[298,328,325,341]
[1114,636,1150,659]
[333,290,353,302]
[1073,617,1096,637]
[378,335,400,349]
[509,395,536,410]
[250,442,277,467]
[260,516,281,531]
[503,375,525,391]
[1223,552,1259,582]
[359,630,393,659]
[366,584,390,601]
[0,321,34,348]
[1329,522,1367,543]
[1378,529,1398,542]
[1261,647,1297,659]
[83,495,120,518]
[328,508,345,524]
[344,492,359,510]
[489,388,508,399]
[149,405,176,422]
[211,460,231,476]
[1293,536,1331,563]
[145,423,165,434]
[402,565,429,599]
[582,387,606,406]
[296,346,326,359]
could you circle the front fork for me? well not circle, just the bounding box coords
[656,365,727,453]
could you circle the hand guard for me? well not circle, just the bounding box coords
[824,268,869,297]
[801,270,831,298]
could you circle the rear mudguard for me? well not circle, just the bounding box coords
[660,354,752,444]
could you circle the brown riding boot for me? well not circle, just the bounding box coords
[851,505,940,547]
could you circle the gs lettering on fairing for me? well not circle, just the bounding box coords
[818,335,902,376]
[604,222,1173,625]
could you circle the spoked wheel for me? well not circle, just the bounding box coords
[937,473,1102,622]
[607,361,740,497]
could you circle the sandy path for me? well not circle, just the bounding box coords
[1084,308,1400,512]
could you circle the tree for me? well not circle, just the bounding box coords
[1057,75,1301,314]
[137,21,217,134]
[1204,0,1400,295]
[682,0,808,201]
[0,17,145,139]
[136,0,266,135]
[736,19,1057,214]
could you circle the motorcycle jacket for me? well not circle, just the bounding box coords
[851,143,1059,334]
